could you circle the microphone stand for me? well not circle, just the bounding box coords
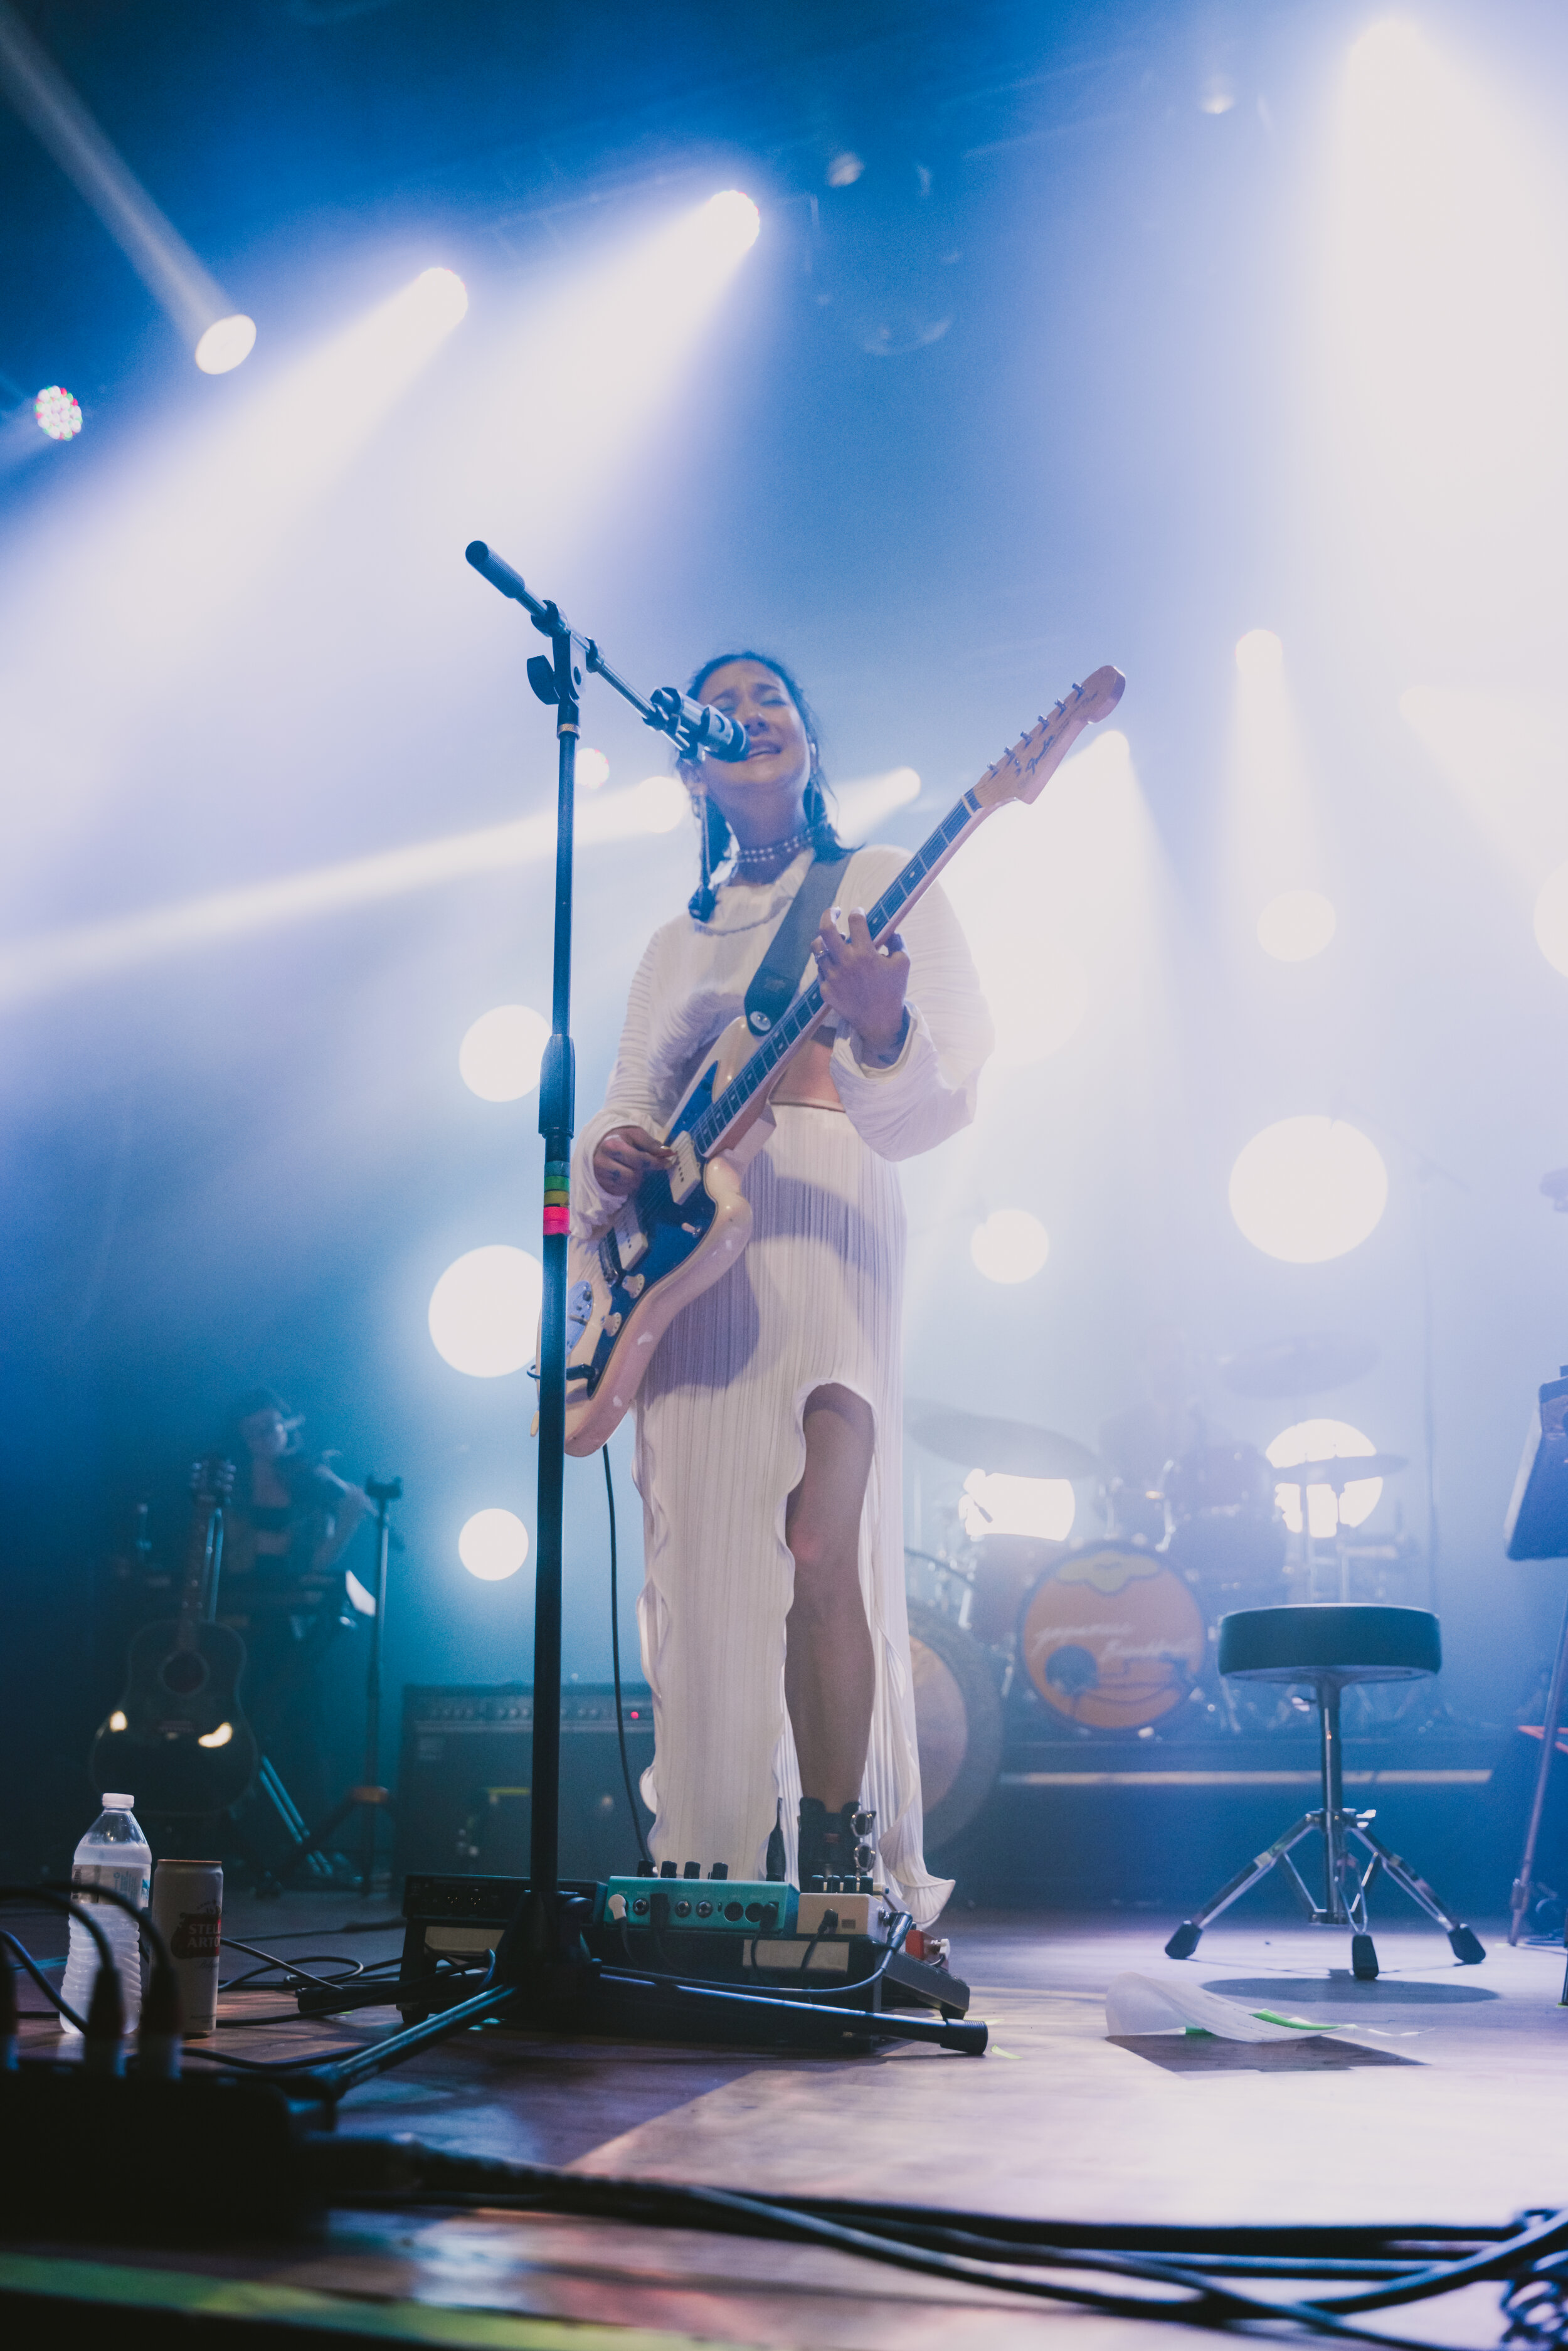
[461,541,734,1998]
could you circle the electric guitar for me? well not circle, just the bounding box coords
[91,1456,260,1814]
[562,664,1126,1456]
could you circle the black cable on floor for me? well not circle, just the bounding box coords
[2,1929,87,2034]
[320,2141,1558,2351]
[604,1443,651,1873]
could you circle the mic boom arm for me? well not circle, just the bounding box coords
[465,541,746,761]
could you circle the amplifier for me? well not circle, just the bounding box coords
[391,1684,654,1884]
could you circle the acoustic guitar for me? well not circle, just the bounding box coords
[562,665,1125,1455]
[91,1456,259,1814]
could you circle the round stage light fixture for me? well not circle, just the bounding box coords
[959,1469,1076,1543]
[411,267,469,327]
[1235,628,1284,677]
[632,775,689,832]
[428,1244,541,1376]
[970,1208,1050,1284]
[1267,1418,1382,1537]
[1258,889,1337,962]
[704,189,761,252]
[194,315,257,374]
[459,1004,549,1102]
[578,747,610,790]
[459,1508,529,1581]
[33,385,82,439]
[1534,862,1568,977]
[1229,1117,1387,1263]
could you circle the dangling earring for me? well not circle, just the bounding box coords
[689,782,718,922]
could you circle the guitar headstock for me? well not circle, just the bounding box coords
[973,664,1126,812]
[189,1455,238,1502]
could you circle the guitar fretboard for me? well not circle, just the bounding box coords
[691,788,981,1155]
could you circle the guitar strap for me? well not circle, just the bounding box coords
[743,850,853,1039]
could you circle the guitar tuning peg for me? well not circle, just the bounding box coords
[1071,681,1081,694]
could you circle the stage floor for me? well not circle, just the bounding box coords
[8,1894,1566,2348]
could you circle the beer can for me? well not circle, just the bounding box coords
[149,1859,223,2035]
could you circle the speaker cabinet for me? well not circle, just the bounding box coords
[393,1684,654,1884]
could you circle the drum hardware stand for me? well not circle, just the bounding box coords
[1502,1361,1568,1951]
[279,541,981,2071]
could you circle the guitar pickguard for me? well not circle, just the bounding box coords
[568,1069,722,1399]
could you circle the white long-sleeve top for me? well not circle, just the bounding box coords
[571,842,992,1923]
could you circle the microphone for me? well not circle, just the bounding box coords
[465,541,531,605]
[650,686,749,763]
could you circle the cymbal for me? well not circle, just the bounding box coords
[905,1401,1101,1482]
[1268,1451,1407,1492]
[1219,1332,1380,1399]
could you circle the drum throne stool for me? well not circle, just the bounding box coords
[1163,1605,1486,1981]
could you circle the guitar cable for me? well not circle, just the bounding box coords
[603,1443,652,1874]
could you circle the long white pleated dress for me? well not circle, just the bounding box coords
[571,843,992,1927]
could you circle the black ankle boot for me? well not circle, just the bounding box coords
[797,1798,876,1889]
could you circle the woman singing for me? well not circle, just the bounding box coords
[572,655,991,1924]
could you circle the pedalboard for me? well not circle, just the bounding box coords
[396,1871,969,2026]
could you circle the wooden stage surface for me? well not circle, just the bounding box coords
[6,1894,1565,2348]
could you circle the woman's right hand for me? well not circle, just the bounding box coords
[592,1124,673,1197]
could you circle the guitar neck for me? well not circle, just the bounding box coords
[174,1507,211,1649]
[693,786,986,1157]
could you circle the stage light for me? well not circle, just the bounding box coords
[1258,889,1336,962]
[1235,629,1283,678]
[459,1004,549,1101]
[0,777,712,1009]
[959,1470,1075,1544]
[410,266,469,328]
[1229,1117,1387,1263]
[194,314,257,374]
[459,1508,529,1581]
[428,1243,542,1376]
[33,385,81,438]
[630,775,689,833]
[970,1208,1050,1284]
[1268,1418,1382,1537]
[1535,863,1568,979]
[702,189,761,253]
[578,747,610,790]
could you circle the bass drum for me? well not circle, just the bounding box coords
[907,1599,1005,1850]
[1019,1541,1206,1730]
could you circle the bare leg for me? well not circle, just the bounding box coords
[785,1384,876,1811]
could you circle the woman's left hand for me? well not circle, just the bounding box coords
[815,908,909,1064]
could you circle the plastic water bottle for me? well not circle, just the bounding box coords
[60,1794,152,2037]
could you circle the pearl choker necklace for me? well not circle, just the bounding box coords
[731,825,812,873]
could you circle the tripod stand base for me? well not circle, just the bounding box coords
[1163,1806,1485,1977]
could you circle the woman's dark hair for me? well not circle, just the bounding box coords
[684,651,848,920]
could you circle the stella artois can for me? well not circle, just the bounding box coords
[150,1859,223,2035]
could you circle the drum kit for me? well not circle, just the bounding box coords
[904,1334,1416,1846]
